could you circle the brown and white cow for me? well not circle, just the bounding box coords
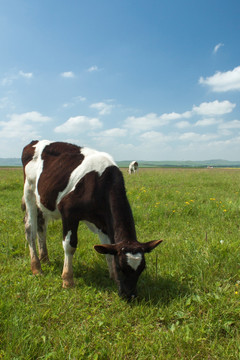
[128,161,138,174]
[21,140,162,299]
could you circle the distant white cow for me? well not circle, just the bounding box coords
[128,161,138,174]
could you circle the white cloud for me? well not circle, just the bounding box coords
[175,121,191,129]
[195,118,222,127]
[0,111,50,139]
[179,132,219,142]
[62,96,86,108]
[165,101,235,119]
[5,111,50,124]
[1,76,13,86]
[192,100,235,116]
[1,70,33,86]
[124,113,167,132]
[160,112,182,121]
[90,102,114,115]
[199,66,240,92]
[62,103,71,108]
[213,43,224,54]
[87,65,99,72]
[124,100,235,133]
[218,120,240,129]
[140,131,171,142]
[98,128,127,137]
[160,111,191,121]
[61,71,75,78]
[74,96,86,102]
[54,115,102,133]
[0,97,11,109]
[19,70,33,78]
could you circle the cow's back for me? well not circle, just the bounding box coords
[22,140,117,213]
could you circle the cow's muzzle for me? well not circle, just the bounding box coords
[118,287,138,301]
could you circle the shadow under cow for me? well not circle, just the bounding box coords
[75,262,190,305]
[42,257,189,305]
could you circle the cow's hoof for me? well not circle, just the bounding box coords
[31,260,42,275]
[39,255,50,264]
[62,279,74,288]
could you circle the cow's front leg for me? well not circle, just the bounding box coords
[105,254,115,279]
[97,231,115,279]
[61,221,78,288]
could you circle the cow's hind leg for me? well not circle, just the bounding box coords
[23,185,42,275]
[37,208,49,263]
[61,218,78,288]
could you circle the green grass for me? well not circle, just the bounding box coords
[0,167,240,359]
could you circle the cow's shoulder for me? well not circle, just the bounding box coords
[42,141,81,158]
[41,142,84,173]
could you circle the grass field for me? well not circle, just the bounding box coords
[0,167,240,359]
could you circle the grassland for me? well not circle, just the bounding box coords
[0,167,240,359]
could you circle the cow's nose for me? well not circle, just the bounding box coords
[119,289,137,301]
[127,292,138,302]
[130,293,137,300]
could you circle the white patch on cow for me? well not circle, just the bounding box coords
[24,140,52,203]
[62,230,76,280]
[126,252,142,270]
[57,147,116,205]
[23,141,55,232]
[84,221,114,278]
[25,140,62,220]
[84,221,111,244]
[62,230,73,255]
[33,140,53,184]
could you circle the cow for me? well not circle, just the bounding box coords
[21,140,162,299]
[128,161,138,174]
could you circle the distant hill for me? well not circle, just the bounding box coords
[0,158,240,168]
[0,158,22,166]
[117,159,240,168]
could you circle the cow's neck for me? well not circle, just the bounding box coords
[107,188,137,245]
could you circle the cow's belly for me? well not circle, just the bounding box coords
[37,200,61,221]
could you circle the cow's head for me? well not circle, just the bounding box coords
[94,239,162,300]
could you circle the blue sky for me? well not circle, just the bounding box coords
[0,0,240,160]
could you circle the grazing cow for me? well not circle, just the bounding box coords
[21,140,162,299]
[128,161,138,174]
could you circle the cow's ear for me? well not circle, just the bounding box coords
[142,240,163,253]
[94,244,118,255]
